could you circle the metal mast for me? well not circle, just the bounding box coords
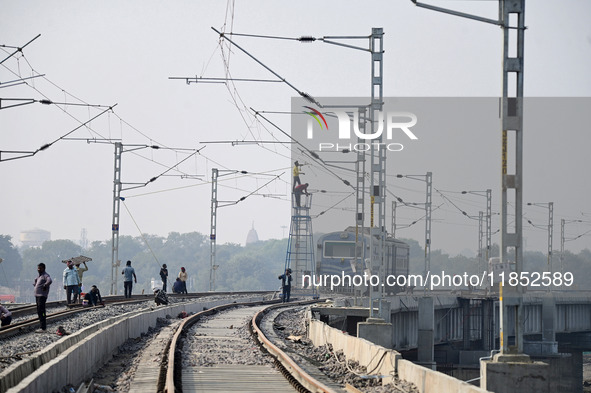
[411,0,527,356]
[486,189,492,262]
[354,106,367,306]
[210,168,219,291]
[424,172,432,280]
[110,142,122,295]
[479,211,484,268]
[547,202,554,273]
[368,28,385,318]
[499,0,526,354]
[391,200,397,239]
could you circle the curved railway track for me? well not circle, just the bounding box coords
[2,294,402,393]
[163,299,342,393]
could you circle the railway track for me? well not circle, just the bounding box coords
[0,297,155,339]
[0,291,275,340]
[2,294,409,393]
[162,299,343,393]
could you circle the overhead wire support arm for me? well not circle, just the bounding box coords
[411,1,503,26]
[211,27,320,107]
[169,76,283,84]
[217,173,283,208]
[0,98,36,110]
[223,30,373,52]
[199,140,294,145]
[318,36,373,53]
[0,103,117,163]
[121,145,204,192]
[0,34,41,65]
[0,74,46,89]
[0,98,110,111]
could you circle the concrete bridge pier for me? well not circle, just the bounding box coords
[357,300,392,349]
[481,298,495,351]
[417,297,435,370]
[481,353,549,393]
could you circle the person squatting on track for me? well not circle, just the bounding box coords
[278,268,292,303]
[34,263,52,331]
[83,285,104,307]
[172,277,183,294]
[0,303,12,327]
[63,260,81,305]
[121,260,137,298]
[160,263,168,292]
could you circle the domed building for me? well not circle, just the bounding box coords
[245,223,259,245]
[20,228,51,248]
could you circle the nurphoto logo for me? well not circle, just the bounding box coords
[304,106,419,152]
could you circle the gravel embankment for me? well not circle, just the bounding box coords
[182,306,275,367]
[0,301,154,371]
[0,294,265,372]
[273,307,419,393]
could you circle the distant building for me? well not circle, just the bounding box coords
[20,228,51,248]
[246,223,259,244]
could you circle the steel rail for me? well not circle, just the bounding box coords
[163,299,323,393]
[251,303,338,393]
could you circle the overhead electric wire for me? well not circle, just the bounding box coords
[4,51,201,165]
[310,191,355,219]
[217,173,282,208]
[252,109,356,191]
[212,26,321,107]
[436,188,478,220]
[121,146,204,192]
[121,200,163,273]
[0,104,116,162]
[215,39,293,159]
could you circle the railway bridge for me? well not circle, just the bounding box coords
[312,289,591,392]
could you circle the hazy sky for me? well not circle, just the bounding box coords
[1,1,590,256]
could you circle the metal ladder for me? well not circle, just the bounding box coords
[284,192,317,297]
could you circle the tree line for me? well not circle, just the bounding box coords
[0,233,589,302]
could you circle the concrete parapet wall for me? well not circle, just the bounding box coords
[3,297,264,393]
[398,359,490,393]
[309,318,398,384]
[308,318,492,392]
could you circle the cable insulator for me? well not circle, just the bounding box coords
[300,92,315,104]
[298,36,316,42]
[310,151,319,159]
[39,143,51,151]
[39,99,52,105]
